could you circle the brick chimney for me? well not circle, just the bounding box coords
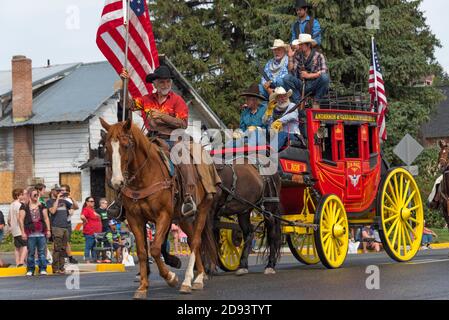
[11,55,34,188]
[12,55,33,123]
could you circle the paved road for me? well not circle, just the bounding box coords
[1,250,449,300]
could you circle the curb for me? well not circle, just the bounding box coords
[0,264,125,278]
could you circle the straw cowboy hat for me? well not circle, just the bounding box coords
[271,39,289,50]
[146,65,174,83]
[270,87,293,101]
[239,83,268,101]
[292,33,317,47]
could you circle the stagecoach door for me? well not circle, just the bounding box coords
[344,125,364,200]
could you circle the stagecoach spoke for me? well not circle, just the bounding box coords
[407,216,419,225]
[387,182,398,205]
[399,174,404,204]
[386,217,400,238]
[409,205,420,212]
[403,180,411,202]
[401,223,408,255]
[384,192,397,209]
[394,174,401,205]
[404,191,417,208]
[322,232,331,243]
[404,220,417,238]
[397,222,403,254]
[383,212,399,223]
[391,219,401,249]
[403,223,413,250]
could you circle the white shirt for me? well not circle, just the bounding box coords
[8,200,22,237]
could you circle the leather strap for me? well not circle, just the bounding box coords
[122,180,173,201]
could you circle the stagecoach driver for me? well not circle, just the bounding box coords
[120,66,197,216]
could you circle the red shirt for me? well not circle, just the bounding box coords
[82,207,102,235]
[134,91,189,131]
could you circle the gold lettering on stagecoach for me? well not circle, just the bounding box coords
[314,113,376,123]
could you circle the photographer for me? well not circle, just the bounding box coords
[46,187,72,275]
[60,184,79,264]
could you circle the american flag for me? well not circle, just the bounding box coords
[96,0,159,98]
[369,37,388,142]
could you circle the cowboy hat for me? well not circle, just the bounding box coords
[292,33,317,47]
[294,0,312,9]
[239,83,268,101]
[146,65,174,83]
[271,39,289,50]
[270,87,293,100]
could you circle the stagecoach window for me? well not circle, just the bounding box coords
[369,126,375,154]
[344,125,360,158]
[322,124,333,162]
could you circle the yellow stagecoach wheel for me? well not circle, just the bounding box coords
[377,168,424,262]
[287,188,320,265]
[217,218,244,272]
[287,232,320,265]
[314,194,349,269]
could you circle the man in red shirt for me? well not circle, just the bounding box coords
[120,66,196,215]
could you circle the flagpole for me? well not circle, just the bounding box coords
[371,36,380,114]
[122,0,131,122]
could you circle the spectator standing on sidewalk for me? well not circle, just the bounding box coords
[80,197,102,263]
[60,184,79,264]
[46,187,72,274]
[19,188,51,276]
[0,210,10,268]
[96,198,110,233]
[7,189,28,267]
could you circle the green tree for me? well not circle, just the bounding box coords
[150,0,443,132]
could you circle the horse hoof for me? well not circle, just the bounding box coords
[133,290,148,300]
[167,274,179,288]
[235,268,248,276]
[192,282,204,290]
[264,268,276,275]
[179,285,192,294]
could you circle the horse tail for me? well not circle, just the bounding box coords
[200,202,219,275]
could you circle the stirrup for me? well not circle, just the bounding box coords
[181,195,197,218]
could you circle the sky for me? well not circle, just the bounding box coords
[0,0,447,72]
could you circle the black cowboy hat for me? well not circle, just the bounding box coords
[145,65,174,83]
[294,0,312,9]
[239,83,267,101]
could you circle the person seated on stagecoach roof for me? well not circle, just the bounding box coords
[291,0,322,46]
[265,87,301,151]
[282,33,329,108]
[230,83,268,148]
[259,39,290,100]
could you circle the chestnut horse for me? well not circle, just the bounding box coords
[100,118,217,299]
[434,140,449,229]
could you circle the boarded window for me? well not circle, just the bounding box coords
[60,172,82,201]
[0,171,13,204]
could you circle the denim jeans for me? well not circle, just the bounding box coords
[27,236,47,273]
[422,234,433,245]
[281,73,330,104]
[84,235,97,260]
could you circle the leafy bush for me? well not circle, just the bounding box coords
[70,230,85,245]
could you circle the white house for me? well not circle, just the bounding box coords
[0,55,225,227]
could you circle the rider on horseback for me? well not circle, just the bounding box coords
[120,66,199,216]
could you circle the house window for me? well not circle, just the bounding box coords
[0,172,13,204]
[60,172,82,201]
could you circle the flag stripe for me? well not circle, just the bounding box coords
[96,0,159,100]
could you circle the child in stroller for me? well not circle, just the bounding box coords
[94,220,126,263]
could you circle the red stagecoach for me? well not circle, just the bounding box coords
[214,96,424,270]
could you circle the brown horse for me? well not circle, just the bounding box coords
[100,117,217,299]
[213,160,282,275]
[434,140,449,229]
